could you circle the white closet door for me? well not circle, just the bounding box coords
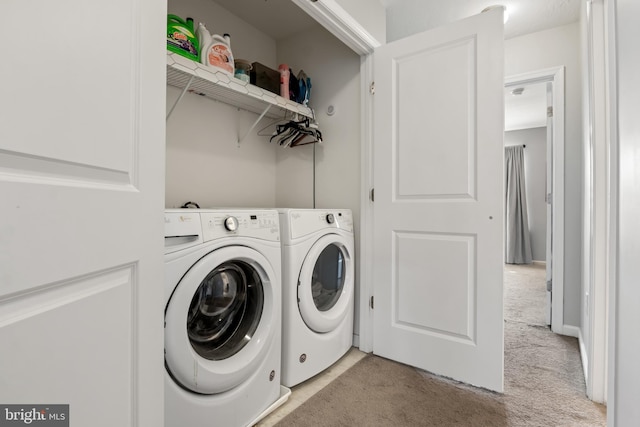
[372,9,505,392]
[0,0,166,425]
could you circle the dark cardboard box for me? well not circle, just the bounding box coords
[250,62,280,95]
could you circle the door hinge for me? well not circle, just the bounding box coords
[370,188,375,202]
[546,280,552,292]
[547,106,553,118]
[546,192,552,204]
[370,81,375,95]
[370,296,374,309]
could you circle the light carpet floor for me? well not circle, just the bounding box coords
[272,263,606,426]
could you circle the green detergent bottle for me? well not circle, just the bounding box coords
[167,15,199,61]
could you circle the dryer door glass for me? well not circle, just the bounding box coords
[187,260,264,360]
[311,244,345,311]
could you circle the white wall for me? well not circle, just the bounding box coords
[505,128,547,262]
[335,0,386,43]
[165,92,279,208]
[608,0,640,424]
[505,23,583,327]
[276,28,361,213]
[384,0,452,42]
[276,25,362,339]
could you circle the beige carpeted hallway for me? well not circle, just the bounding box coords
[259,263,606,426]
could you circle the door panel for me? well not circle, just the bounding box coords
[0,0,166,425]
[373,9,504,392]
[1,0,136,172]
[395,232,476,340]
[0,268,135,425]
[397,38,476,199]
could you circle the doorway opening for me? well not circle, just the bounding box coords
[504,67,566,335]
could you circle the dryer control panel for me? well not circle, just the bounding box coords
[200,210,280,242]
[286,209,353,239]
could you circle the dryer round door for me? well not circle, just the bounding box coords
[165,245,277,394]
[297,233,354,333]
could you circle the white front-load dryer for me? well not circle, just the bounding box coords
[278,209,355,387]
[164,209,282,427]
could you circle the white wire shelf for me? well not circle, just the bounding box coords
[166,51,313,120]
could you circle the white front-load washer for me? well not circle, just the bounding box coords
[164,209,282,427]
[278,209,355,387]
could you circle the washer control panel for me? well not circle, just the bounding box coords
[200,210,280,242]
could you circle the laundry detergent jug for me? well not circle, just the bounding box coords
[197,24,234,75]
[167,15,199,61]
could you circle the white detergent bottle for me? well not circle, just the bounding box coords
[202,32,234,75]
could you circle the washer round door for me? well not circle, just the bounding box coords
[297,233,354,333]
[165,245,276,394]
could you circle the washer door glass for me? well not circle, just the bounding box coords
[311,244,345,312]
[298,234,354,333]
[165,245,277,395]
[188,261,263,361]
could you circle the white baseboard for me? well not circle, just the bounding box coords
[561,324,580,338]
[532,260,547,266]
[578,329,589,385]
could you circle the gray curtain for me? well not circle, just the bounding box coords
[505,145,532,264]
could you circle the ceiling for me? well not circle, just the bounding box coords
[213,0,581,41]
[381,0,581,40]
[212,0,318,41]
[504,82,548,131]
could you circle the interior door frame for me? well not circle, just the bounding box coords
[357,51,373,352]
[505,67,567,336]
[584,0,608,403]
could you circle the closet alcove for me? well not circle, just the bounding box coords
[165,0,366,340]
